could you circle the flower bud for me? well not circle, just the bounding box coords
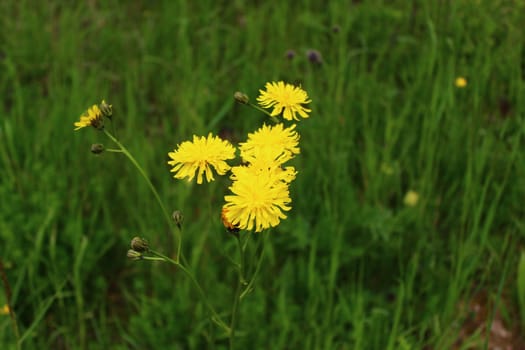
[127,249,143,260]
[285,49,296,60]
[99,100,113,118]
[130,237,149,252]
[234,91,249,105]
[91,143,105,154]
[172,210,184,229]
[306,49,323,65]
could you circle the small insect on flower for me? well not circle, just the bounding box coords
[221,207,240,234]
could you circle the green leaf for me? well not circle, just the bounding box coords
[517,251,525,327]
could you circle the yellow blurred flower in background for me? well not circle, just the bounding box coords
[404,190,419,207]
[1,304,9,315]
[455,77,467,88]
[168,133,236,184]
[257,81,311,121]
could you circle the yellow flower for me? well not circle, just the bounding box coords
[403,190,419,207]
[1,304,9,315]
[74,101,112,130]
[239,123,300,165]
[223,166,292,232]
[257,81,311,121]
[455,77,467,88]
[231,162,297,184]
[167,133,236,184]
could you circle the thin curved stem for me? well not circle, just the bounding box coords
[149,250,231,335]
[0,259,20,349]
[229,234,248,350]
[247,102,279,123]
[103,129,182,261]
[240,231,268,300]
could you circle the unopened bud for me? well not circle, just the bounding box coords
[234,91,249,105]
[91,143,105,154]
[306,49,323,65]
[172,210,184,229]
[127,249,143,260]
[130,237,149,252]
[285,49,296,60]
[99,100,113,119]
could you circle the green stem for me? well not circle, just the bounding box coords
[103,129,182,262]
[149,250,231,335]
[0,259,20,349]
[248,103,279,123]
[229,235,247,350]
[240,231,267,300]
[142,256,165,262]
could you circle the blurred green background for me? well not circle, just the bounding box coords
[1,0,524,349]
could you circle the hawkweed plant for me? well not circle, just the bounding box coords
[74,81,311,349]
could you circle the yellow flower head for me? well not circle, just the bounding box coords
[168,133,236,184]
[257,81,311,121]
[231,161,297,185]
[455,77,467,88]
[403,190,419,207]
[74,104,104,130]
[74,100,112,130]
[224,166,292,232]
[239,123,300,165]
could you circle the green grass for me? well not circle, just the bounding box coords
[1,0,524,349]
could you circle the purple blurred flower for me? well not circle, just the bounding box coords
[285,49,296,60]
[306,49,323,64]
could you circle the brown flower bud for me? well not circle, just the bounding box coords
[130,237,149,252]
[172,210,184,229]
[234,91,249,105]
[91,143,105,154]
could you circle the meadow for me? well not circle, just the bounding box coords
[1,1,525,349]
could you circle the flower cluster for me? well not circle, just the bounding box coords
[167,81,311,233]
[223,123,299,232]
